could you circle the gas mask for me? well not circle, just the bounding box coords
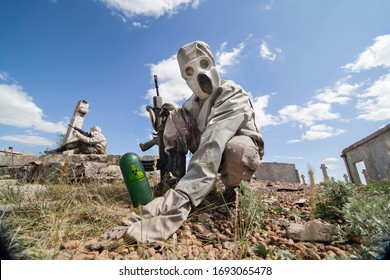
[90,126,101,137]
[177,41,221,100]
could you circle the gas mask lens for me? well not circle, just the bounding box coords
[185,66,194,77]
[199,58,209,69]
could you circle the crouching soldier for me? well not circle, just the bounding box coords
[46,125,107,155]
[121,41,264,244]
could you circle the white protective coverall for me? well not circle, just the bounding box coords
[73,125,107,154]
[48,125,107,155]
[122,41,264,244]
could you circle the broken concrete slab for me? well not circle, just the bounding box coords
[286,220,339,243]
[254,162,300,183]
[0,149,40,167]
[3,154,123,182]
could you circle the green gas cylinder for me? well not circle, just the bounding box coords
[119,152,153,207]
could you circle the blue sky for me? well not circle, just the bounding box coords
[1,0,389,182]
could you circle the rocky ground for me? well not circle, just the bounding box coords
[56,180,358,260]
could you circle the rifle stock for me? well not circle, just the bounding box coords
[139,136,159,152]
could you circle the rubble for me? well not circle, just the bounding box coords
[2,169,357,259]
[3,154,123,182]
[75,180,351,260]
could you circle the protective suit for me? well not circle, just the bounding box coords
[46,126,107,155]
[73,125,107,154]
[122,41,264,244]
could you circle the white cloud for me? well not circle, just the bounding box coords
[287,139,301,143]
[0,135,54,147]
[131,21,149,28]
[356,73,390,121]
[141,55,191,113]
[0,83,67,134]
[260,40,281,62]
[325,164,337,170]
[314,78,362,104]
[278,102,339,126]
[343,34,390,72]
[264,0,274,10]
[0,72,10,81]
[100,0,201,18]
[324,157,340,162]
[216,41,245,74]
[273,155,303,160]
[251,94,280,128]
[301,124,345,140]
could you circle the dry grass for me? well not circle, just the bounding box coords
[0,180,131,259]
[1,177,268,260]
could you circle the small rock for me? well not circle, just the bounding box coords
[207,249,216,260]
[192,223,205,234]
[203,244,213,252]
[263,197,278,204]
[222,242,234,250]
[96,249,110,260]
[325,245,348,258]
[224,228,232,236]
[126,251,139,260]
[103,226,127,240]
[181,224,191,231]
[147,247,156,257]
[151,253,162,260]
[219,250,230,260]
[86,241,119,252]
[197,213,211,222]
[325,251,338,259]
[295,199,307,207]
[253,232,261,240]
[179,230,193,239]
[288,214,301,222]
[61,240,81,250]
[217,233,228,242]
[73,252,96,260]
[118,248,129,255]
[192,240,203,247]
[191,247,200,258]
[306,248,321,260]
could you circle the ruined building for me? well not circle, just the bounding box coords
[341,123,390,184]
[254,162,300,183]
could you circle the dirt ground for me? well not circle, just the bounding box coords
[56,179,357,260]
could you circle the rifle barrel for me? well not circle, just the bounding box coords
[154,75,160,97]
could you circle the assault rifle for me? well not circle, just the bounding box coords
[139,75,186,195]
[139,75,176,191]
[68,124,91,137]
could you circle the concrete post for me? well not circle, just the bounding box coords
[301,174,306,185]
[362,169,370,184]
[63,100,89,145]
[308,170,315,185]
[320,164,329,181]
[343,174,350,183]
